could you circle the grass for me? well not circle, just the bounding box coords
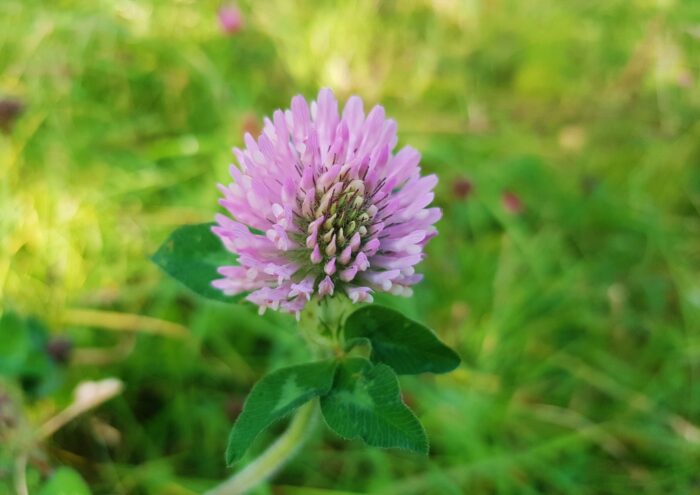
[1,0,700,493]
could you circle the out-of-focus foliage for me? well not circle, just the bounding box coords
[1,0,699,493]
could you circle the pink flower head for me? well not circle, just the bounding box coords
[213,89,441,315]
[218,4,243,35]
[502,190,524,215]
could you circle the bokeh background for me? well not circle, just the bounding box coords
[2,0,700,494]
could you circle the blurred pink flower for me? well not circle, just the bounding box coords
[213,89,441,314]
[502,190,524,215]
[241,113,261,137]
[452,177,473,200]
[0,97,24,133]
[218,5,243,35]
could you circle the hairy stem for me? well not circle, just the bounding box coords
[204,401,319,495]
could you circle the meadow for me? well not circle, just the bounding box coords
[1,1,700,494]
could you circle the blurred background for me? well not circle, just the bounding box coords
[2,0,700,493]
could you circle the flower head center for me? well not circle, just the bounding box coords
[296,175,377,269]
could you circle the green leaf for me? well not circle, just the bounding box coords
[40,467,91,495]
[0,312,60,397]
[0,311,31,375]
[226,360,337,465]
[320,358,428,455]
[344,305,460,375]
[151,222,240,303]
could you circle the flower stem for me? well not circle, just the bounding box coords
[204,401,319,495]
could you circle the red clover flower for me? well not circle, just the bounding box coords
[212,89,440,315]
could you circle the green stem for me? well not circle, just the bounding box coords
[206,297,349,494]
[204,401,319,495]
